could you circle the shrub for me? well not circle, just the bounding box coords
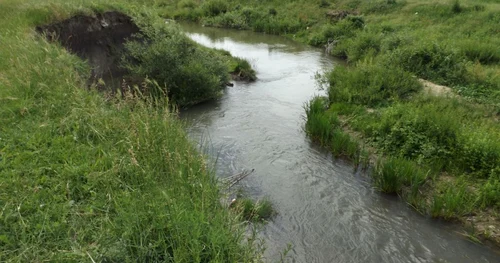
[346,15,365,29]
[372,102,460,169]
[308,19,362,47]
[319,0,330,8]
[460,41,500,64]
[458,132,500,178]
[472,4,485,12]
[122,24,229,106]
[202,11,248,29]
[479,172,500,208]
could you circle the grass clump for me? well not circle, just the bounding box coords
[373,157,428,194]
[229,57,257,81]
[231,198,275,222]
[305,97,361,160]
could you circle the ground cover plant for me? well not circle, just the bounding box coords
[0,0,261,261]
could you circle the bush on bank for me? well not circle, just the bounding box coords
[123,20,230,106]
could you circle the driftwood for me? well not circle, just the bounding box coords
[222,169,255,189]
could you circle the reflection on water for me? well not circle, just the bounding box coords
[179,24,500,263]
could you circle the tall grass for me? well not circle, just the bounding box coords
[0,1,259,261]
[327,61,422,107]
[373,157,428,194]
[430,178,477,220]
[305,97,360,160]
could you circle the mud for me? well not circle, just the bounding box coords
[36,11,139,88]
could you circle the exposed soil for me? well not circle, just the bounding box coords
[419,78,454,97]
[36,11,140,88]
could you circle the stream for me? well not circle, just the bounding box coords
[179,23,500,263]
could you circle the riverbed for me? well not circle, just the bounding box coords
[179,23,499,263]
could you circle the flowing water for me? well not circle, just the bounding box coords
[179,24,500,263]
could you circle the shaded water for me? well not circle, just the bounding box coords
[179,24,499,263]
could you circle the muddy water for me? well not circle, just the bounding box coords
[179,24,499,263]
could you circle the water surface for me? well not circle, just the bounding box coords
[180,24,499,263]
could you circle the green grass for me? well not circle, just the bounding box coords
[327,61,422,107]
[373,157,429,194]
[0,0,260,261]
[228,57,257,81]
[231,198,275,222]
[430,177,477,220]
[305,97,361,161]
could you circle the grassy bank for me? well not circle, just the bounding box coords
[300,0,500,243]
[161,0,499,104]
[305,82,500,243]
[0,0,260,261]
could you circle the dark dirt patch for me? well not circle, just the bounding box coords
[36,11,140,88]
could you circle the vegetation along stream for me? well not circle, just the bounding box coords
[180,24,500,263]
